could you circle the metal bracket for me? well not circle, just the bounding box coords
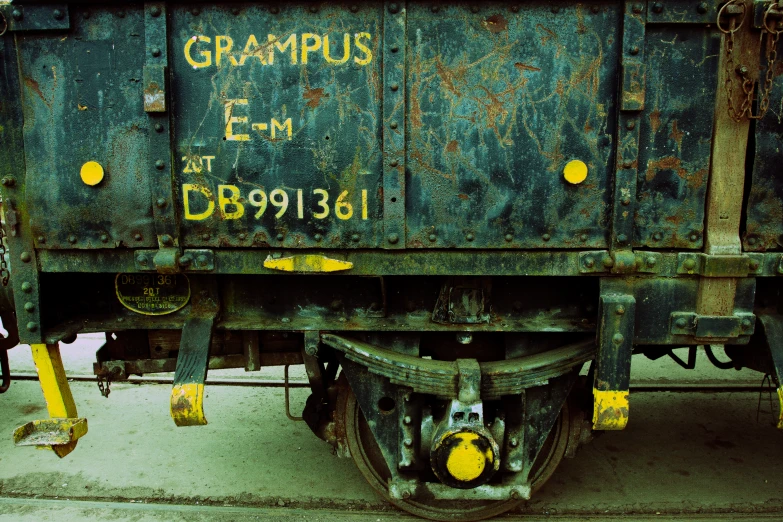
[578,250,661,274]
[135,249,214,272]
[646,0,719,24]
[670,311,755,338]
[677,253,752,277]
[0,4,70,32]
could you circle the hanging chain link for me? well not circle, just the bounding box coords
[719,0,783,121]
[0,217,9,287]
[97,374,111,398]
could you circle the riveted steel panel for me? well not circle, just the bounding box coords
[404,3,620,249]
[169,4,383,249]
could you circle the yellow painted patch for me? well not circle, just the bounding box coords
[777,387,783,430]
[170,383,207,426]
[80,161,104,186]
[263,254,353,273]
[592,388,629,430]
[445,432,489,482]
[563,159,588,184]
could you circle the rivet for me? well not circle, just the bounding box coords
[404,415,412,425]
[1,177,16,187]
[314,233,323,242]
[623,159,633,169]
[21,282,32,293]
[390,83,399,91]
[603,256,615,268]
[646,256,657,267]
[742,319,751,328]
[37,236,45,244]
[24,302,35,312]
[466,233,475,242]
[404,438,413,447]
[632,3,644,13]
[197,254,208,265]
[387,233,399,244]
[68,235,77,244]
[401,490,411,500]
[749,260,760,271]
[100,233,109,243]
[652,2,663,13]
[190,8,200,16]
[136,254,148,265]
[584,256,595,268]
[179,255,192,267]
[269,6,280,14]
[150,6,161,17]
[281,317,291,323]
[675,318,687,328]
[653,232,663,241]
[53,9,65,20]
[134,233,143,241]
[351,233,360,242]
[683,258,696,270]
[622,197,631,206]
[26,322,38,332]
[689,233,699,242]
[629,46,640,57]
[391,45,399,53]
[202,233,210,241]
[388,3,400,14]
[626,120,636,130]
[613,333,624,344]
[390,121,398,129]
[748,237,757,246]
[151,47,162,57]
[20,252,31,263]
[580,233,588,242]
[509,437,519,447]
[616,305,625,315]
[350,5,359,12]
[429,234,437,242]
[155,123,164,133]
[11,9,22,21]
[505,233,514,242]
[155,160,165,170]
[156,198,167,208]
[390,159,399,167]
[309,5,318,13]
[617,234,628,244]
[238,233,247,241]
[276,233,285,241]
[80,161,104,186]
[161,234,173,246]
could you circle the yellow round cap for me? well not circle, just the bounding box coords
[80,161,104,186]
[563,159,588,184]
[445,432,489,482]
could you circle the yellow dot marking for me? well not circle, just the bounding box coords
[80,161,104,186]
[445,432,487,482]
[563,159,588,184]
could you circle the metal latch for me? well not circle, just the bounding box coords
[670,312,755,339]
[134,249,215,273]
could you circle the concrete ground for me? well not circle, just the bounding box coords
[1,336,782,521]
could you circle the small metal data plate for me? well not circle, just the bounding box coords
[115,273,190,316]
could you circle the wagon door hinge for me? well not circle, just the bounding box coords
[578,250,662,274]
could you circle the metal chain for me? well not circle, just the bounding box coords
[0,219,9,287]
[758,4,783,117]
[97,375,111,398]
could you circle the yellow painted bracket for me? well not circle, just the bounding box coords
[777,387,783,430]
[263,254,353,273]
[13,344,87,458]
[592,388,629,430]
[170,383,207,426]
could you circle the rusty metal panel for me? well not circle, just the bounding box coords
[405,3,620,249]
[20,8,158,250]
[634,24,719,249]
[170,4,383,249]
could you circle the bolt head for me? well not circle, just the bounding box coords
[269,6,280,14]
[603,256,615,268]
[314,233,323,242]
[617,234,628,244]
[161,234,173,246]
[387,233,400,244]
[623,159,633,169]
[542,233,551,241]
[150,6,161,17]
[351,233,360,242]
[12,9,23,21]
[151,47,162,57]
[429,234,437,242]
[1,177,16,187]
[505,233,514,242]
[197,255,208,265]
[201,233,210,241]
[622,197,631,206]
[591,5,600,13]
[136,255,148,265]
[390,159,399,167]
[683,259,696,270]
[53,9,65,20]
[697,2,708,14]
[652,2,663,13]
[20,252,31,263]
[100,233,109,243]
[26,322,37,332]
[551,6,560,13]
[613,333,625,344]
[37,236,45,244]
[179,255,192,266]
[676,318,687,328]
[509,437,519,447]
[749,260,759,271]
[432,6,440,12]
[584,256,595,268]
[471,6,480,13]
[403,415,412,425]
[134,233,143,241]
[633,3,644,13]
[742,319,751,328]
[626,120,636,130]
[155,160,165,170]
[21,282,32,293]
[231,7,240,15]
[616,305,625,315]
[155,123,164,133]
[466,233,475,242]
[747,237,757,246]
[390,121,398,129]
[156,198,167,208]
[646,255,657,267]
[388,3,400,14]
[24,302,35,312]
[390,83,399,91]
[68,235,77,244]
[689,233,699,242]
[190,8,200,16]
[276,233,285,241]
[653,232,663,241]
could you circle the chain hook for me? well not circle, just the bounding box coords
[717,0,746,33]
[763,1,783,34]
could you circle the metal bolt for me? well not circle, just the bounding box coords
[201,233,210,241]
[269,6,280,14]
[314,233,323,242]
[622,197,631,206]
[505,233,514,242]
[53,9,64,20]
[150,6,161,17]
[100,233,109,243]
[466,233,475,242]
[37,236,45,244]
[351,233,360,242]
[391,45,399,53]
[151,47,162,57]
[21,282,32,293]
[26,322,38,332]
[646,256,657,267]
[510,490,521,500]
[623,159,633,169]
[689,233,699,242]
[542,233,551,242]
[136,254,148,266]
[390,159,399,167]
[676,318,687,328]
[603,256,615,268]
[626,120,636,130]
[20,252,31,263]
[68,235,77,244]
[749,260,760,271]
[276,233,285,241]
[580,233,588,242]
[633,3,644,13]
[390,121,398,129]
[401,490,411,500]
[350,5,359,13]
[388,3,400,14]
[197,255,208,266]
[404,438,413,447]
[155,123,164,133]
[190,8,200,16]
[509,437,519,448]
[309,6,318,13]
[1,177,16,187]
[179,255,192,267]
[429,234,437,242]
[683,258,696,270]
[11,9,22,21]
[134,233,143,241]
[155,160,165,170]
[161,234,173,246]
[24,302,35,313]
[736,65,750,77]
[387,233,399,244]
[238,233,247,240]
[281,317,291,324]
[652,2,663,13]
[629,45,640,54]
[616,305,625,315]
[404,415,412,425]
[617,234,628,244]
[156,198,167,208]
[653,232,663,241]
[613,333,624,345]
[741,319,751,328]
[390,83,399,91]
[748,236,757,246]
[584,256,595,268]
[697,2,709,14]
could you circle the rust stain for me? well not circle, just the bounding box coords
[669,120,684,149]
[483,14,508,34]
[649,110,662,134]
[435,58,463,97]
[24,77,50,108]
[446,140,459,153]
[514,62,541,73]
[457,194,470,201]
[303,87,328,109]
[645,157,704,188]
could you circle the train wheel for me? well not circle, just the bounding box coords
[342,388,571,522]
